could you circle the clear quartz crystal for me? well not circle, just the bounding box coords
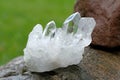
[42,21,56,38]
[24,12,96,72]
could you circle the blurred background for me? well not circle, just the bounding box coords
[0,0,75,65]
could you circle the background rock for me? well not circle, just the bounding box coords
[74,0,120,48]
[0,47,120,80]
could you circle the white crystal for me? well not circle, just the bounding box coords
[23,12,96,72]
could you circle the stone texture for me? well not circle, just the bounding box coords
[0,47,120,80]
[74,0,120,47]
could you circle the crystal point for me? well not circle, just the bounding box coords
[43,21,56,38]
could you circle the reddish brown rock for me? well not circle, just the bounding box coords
[74,0,120,48]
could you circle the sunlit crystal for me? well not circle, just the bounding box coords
[24,12,96,72]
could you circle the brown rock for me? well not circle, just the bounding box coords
[0,47,120,80]
[74,0,120,48]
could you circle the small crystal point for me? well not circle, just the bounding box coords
[28,24,43,40]
[78,18,96,36]
[43,21,56,38]
[76,18,96,46]
[63,12,80,34]
[64,12,80,25]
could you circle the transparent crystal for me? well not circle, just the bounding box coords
[24,12,96,72]
[42,21,56,38]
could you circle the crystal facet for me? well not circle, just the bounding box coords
[24,12,96,72]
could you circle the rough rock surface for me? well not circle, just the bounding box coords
[0,47,120,80]
[74,0,120,47]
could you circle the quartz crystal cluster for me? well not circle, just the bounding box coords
[24,12,96,72]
